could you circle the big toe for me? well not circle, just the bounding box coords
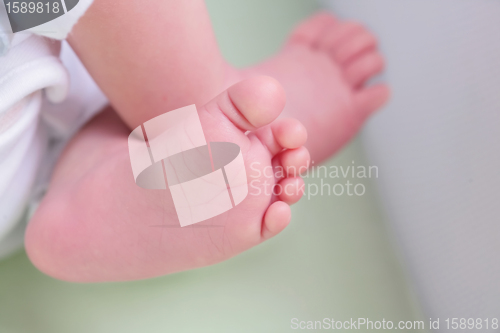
[199,76,286,143]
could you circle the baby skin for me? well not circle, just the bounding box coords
[26,77,310,282]
[68,3,389,163]
[238,13,388,162]
[26,5,388,281]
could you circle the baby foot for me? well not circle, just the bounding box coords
[234,13,390,162]
[25,76,310,282]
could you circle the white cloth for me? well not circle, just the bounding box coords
[325,0,500,327]
[0,0,106,258]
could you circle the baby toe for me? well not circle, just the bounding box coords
[333,29,378,65]
[354,84,390,118]
[201,75,286,140]
[317,21,363,53]
[273,118,307,150]
[275,146,310,178]
[261,201,291,240]
[254,118,307,156]
[276,177,305,205]
[287,12,337,46]
[344,51,385,88]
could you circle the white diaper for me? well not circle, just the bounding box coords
[0,0,107,258]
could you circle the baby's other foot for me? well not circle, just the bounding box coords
[25,76,310,282]
[236,13,389,162]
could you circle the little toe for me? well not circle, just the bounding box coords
[261,201,291,240]
[354,84,390,117]
[344,51,385,88]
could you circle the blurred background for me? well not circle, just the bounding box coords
[329,0,500,329]
[4,0,499,332]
